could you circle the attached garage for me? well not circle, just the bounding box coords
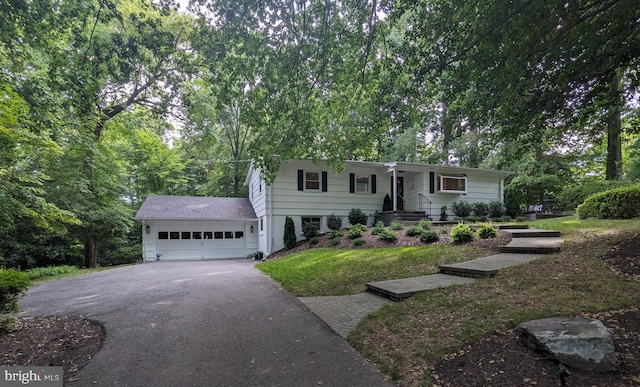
[134,195,259,261]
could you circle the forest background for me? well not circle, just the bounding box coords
[1,0,638,269]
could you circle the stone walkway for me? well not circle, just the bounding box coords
[299,226,563,338]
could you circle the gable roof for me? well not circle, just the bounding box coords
[134,195,257,220]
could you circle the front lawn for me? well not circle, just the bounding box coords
[257,244,492,296]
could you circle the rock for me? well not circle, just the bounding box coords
[516,317,617,372]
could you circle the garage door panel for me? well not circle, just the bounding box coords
[154,221,250,260]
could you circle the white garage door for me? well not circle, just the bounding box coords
[155,221,249,260]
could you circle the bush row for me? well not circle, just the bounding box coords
[577,184,640,219]
[451,200,507,220]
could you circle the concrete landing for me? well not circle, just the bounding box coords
[507,229,562,238]
[438,253,545,278]
[298,292,392,338]
[500,237,563,254]
[366,274,476,301]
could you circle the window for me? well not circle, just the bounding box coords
[225,231,234,239]
[193,232,202,239]
[181,231,191,239]
[302,217,321,229]
[305,172,320,190]
[356,175,369,193]
[437,174,467,193]
[203,232,213,239]
[259,217,264,233]
[169,232,180,239]
[158,232,169,240]
[235,231,244,238]
[214,232,224,239]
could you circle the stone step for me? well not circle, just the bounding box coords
[499,237,563,254]
[438,253,546,278]
[497,224,530,230]
[507,229,562,238]
[365,274,476,301]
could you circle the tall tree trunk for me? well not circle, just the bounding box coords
[84,237,97,268]
[468,125,479,168]
[605,70,623,180]
[441,103,452,162]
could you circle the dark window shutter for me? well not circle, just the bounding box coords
[371,174,377,194]
[322,171,328,192]
[429,172,435,194]
[349,173,355,193]
[298,170,304,191]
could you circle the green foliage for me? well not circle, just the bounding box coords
[418,219,432,230]
[284,216,297,250]
[439,205,448,221]
[558,180,633,211]
[472,202,489,217]
[346,224,366,239]
[451,223,475,244]
[23,266,77,280]
[377,229,398,243]
[0,268,31,330]
[348,208,368,226]
[451,201,473,218]
[419,231,440,244]
[389,220,403,230]
[405,226,424,237]
[326,214,343,230]
[302,222,319,239]
[99,245,141,267]
[327,229,343,239]
[577,185,640,219]
[309,236,320,245]
[488,201,507,219]
[478,224,498,239]
[371,221,386,235]
[352,237,366,246]
[330,236,342,246]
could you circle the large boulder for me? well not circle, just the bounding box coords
[516,317,617,372]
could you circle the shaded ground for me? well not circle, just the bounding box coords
[2,230,637,386]
[434,232,640,386]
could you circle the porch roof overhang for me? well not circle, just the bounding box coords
[383,162,515,178]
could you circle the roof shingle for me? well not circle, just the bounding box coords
[134,195,257,220]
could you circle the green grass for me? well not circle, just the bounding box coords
[349,218,640,385]
[257,245,491,296]
[30,265,133,283]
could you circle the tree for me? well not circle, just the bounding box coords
[392,0,640,179]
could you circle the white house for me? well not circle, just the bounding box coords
[135,159,513,261]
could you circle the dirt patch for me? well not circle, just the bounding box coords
[0,316,104,383]
[433,233,640,386]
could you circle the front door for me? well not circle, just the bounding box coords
[390,176,405,211]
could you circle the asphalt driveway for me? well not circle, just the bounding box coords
[20,260,392,386]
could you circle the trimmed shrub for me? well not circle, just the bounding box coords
[0,269,31,330]
[283,216,297,250]
[439,205,448,221]
[451,201,473,218]
[473,202,490,217]
[377,228,398,243]
[100,245,141,266]
[326,214,343,230]
[389,220,403,230]
[348,208,368,226]
[488,200,507,218]
[330,236,342,245]
[405,226,424,237]
[478,224,498,239]
[451,223,475,243]
[559,180,632,211]
[418,219,432,230]
[577,184,640,219]
[346,224,366,239]
[419,230,440,243]
[308,236,320,245]
[352,237,366,246]
[302,222,319,239]
[328,229,343,239]
[371,221,386,235]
